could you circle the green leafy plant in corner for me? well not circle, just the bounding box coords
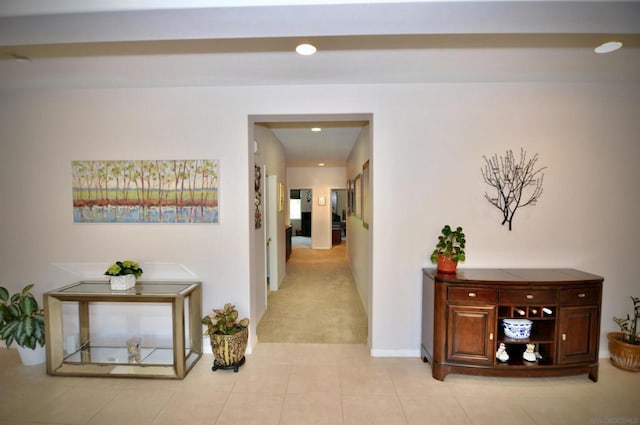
[104,260,143,278]
[430,225,466,263]
[202,303,249,336]
[0,283,45,350]
[613,296,640,345]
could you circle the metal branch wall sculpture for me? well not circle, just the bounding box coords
[481,148,546,231]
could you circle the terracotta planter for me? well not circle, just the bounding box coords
[209,326,248,372]
[607,332,640,372]
[437,254,458,273]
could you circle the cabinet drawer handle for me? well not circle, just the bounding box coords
[468,292,476,297]
[526,294,534,299]
[578,293,586,298]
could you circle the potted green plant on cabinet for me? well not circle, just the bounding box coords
[0,283,46,365]
[430,225,466,273]
[202,303,249,372]
[608,296,640,372]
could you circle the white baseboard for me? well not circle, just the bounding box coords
[370,348,421,357]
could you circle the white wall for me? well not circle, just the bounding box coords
[370,83,640,357]
[0,88,253,352]
[1,82,639,358]
[287,167,347,250]
[253,124,287,293]
[347,125,372,327]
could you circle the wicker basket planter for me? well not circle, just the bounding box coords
[209,326,248,372]
[607,332,640,372]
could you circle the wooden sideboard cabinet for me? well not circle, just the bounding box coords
[422,269,603,382]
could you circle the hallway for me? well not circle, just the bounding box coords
[257,242,368,344]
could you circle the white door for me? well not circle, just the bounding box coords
[266,175,279,291]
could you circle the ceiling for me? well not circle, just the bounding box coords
[1,0,639,166]
[257,120,368,167]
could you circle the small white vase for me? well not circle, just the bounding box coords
[16,344,46,366]
[110,274,136,290]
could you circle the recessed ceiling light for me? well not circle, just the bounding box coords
[296,43,317,56]
[310,127,322,132]
[595,41,623,54]
[318,163,325,167]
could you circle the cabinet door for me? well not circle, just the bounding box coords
[447,305,496,365]
[557,306,599,364]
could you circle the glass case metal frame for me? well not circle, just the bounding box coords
[44,281,202,379]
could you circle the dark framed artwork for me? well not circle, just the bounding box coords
[362,160,370,229]
[354,173,361,219]
[254,164,262,229]
[346,179,353,215]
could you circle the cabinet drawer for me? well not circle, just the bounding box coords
[499,289,556,305]
[448,287,497,303]
[559,287,600,306]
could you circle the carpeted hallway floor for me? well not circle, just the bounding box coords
[257,239,368,344]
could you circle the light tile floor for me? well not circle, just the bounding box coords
[1,344,638,425]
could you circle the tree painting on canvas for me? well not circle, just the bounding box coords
[72,159,219,223]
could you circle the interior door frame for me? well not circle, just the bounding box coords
[248,112,373,352]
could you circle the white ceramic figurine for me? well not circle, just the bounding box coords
[523,343,537,362]
[496,343,510,362]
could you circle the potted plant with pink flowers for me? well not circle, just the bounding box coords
[202,303,249,372]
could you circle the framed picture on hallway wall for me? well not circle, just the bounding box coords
[362,160,370,229]
[278,182,285,212]
[347,179,354,215]
[254,164,262,229]
[354,173,361,219]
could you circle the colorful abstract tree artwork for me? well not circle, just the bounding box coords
[72,159,219,223]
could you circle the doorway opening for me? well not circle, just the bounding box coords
[290,188,312,237]
[290,188,312,248]
[331,188,347,246]
[249,113,373,347]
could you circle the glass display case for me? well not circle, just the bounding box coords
[44,281,202,379]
